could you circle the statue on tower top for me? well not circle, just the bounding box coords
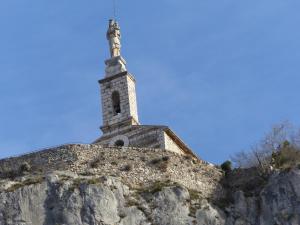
[104,19,127,77]
[107,19,121,58]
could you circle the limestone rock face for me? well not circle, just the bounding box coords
[0,169,299,225]
[225,169,300,225]
[0,182,47,225]
[196,200,226,225]
[151,186,192,225]
[259,170,300,224]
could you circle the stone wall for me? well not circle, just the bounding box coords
[100,72,139,133]
[126,75,139,123]
[97,126,165,149]
[0,144,223,199]
[163,131,184,155]
[95,125,191,156]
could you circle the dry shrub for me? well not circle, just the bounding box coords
[90,159,101,168]
[140,156,147,162]
[0,162,32,180]
[90,153,106,168]
[231,122,300,171]
[0,169,19,180]
[150,158,162,165]
[20,162,31,173]
[120,164,133,172]
[149,156,169,172]
[111,161,118,166]
[158,161,169,172]
[162,156,170,161]
[184,155,193,161]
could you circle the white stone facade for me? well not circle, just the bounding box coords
[163,132,184,155]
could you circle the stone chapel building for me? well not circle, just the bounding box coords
[94,20,196,157]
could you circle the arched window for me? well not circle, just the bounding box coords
[115,140,125,147]
[109,135,129,147]
[112,91,121,115]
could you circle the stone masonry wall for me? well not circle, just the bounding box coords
[126,74,139,122]
[0,144,224,199]
[98,126,165,149]
[163,132,185,155]
[100,73,139,129]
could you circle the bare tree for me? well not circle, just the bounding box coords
[231,121,297,169]
[231,150,256,168]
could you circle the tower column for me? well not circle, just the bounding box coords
[99,20,139,135]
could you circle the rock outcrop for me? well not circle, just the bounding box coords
[0,145,299,225]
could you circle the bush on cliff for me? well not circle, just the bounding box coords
[221,160,232,174]
[231,122,300,172]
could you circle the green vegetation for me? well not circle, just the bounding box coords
[20,162,31,173]
[0,169,19,180]
[136,180,176,194]
[125,199,139,207]
[6,176,45,192]
[271,143,300,170]
[188,189,201,201]
[144,181,166,194]
[221,160,232,173]
[188,206,197,218]
[79,171,95,176]
[0,162,33,180]
[68,177,101,192]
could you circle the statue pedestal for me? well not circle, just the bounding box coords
[105,56,127,77]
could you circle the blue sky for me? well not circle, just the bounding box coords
[0,0,300,164]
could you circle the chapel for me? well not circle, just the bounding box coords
[94,20,196,157]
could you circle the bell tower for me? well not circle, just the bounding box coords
[99,20,139,135]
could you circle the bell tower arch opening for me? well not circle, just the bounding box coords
[112,91,121,115]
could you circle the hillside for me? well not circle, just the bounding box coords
[0,144,299,225]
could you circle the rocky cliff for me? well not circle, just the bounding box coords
[0,144,299,225]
